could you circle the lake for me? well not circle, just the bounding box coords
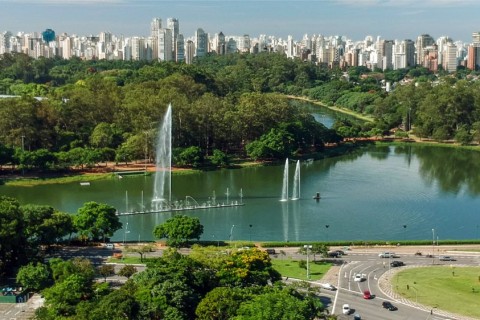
[2,143,480,243]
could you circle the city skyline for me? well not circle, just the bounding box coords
[1,0,480,43]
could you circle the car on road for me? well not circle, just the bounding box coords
[333,249,346,255]
[354,273,366,282]
[378,252,397,258]
[353,314,361,320]
[327,251,342,258]
[105,243,114,249]
[363,290,372,299]
[342,304,350,315]
[382,301,398,311]
[320,283,337,291]
[390,260,405,267]
[439,256,456,261]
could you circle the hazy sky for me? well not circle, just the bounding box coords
[1,0,479,42]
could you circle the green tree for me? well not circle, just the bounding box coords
[74,202,122,242]
[195,287,247,320]
[16,262,51,292]
[97,264,115,282]
[0,196,26,276]
[124,244,155,262]
[153,215,204,247]
[118,264,137,279]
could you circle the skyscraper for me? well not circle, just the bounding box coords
[167,18,179,59]
[195,28,208,58]
[416,34,435,65]
[176,34,185,62]
[158,28,173,61]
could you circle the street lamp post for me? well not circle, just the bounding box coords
[123,222,129,244]
[304,245,312,280]
[249,224,253,242]
[325,225,330,242]
[403,225,407,241]
[432,228,435,264]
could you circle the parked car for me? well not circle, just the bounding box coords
[390,260,405,267]
[105,243,114,249]
[378,252,397,258]
[382,301,398,311]
[353,314,361,320]
[363,290,372,299]
[354,273,366,282]
[342,304,350,315]
[320,283,337,291]
[439,256,456,261]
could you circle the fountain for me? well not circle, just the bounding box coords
[152,104,172,211]
[280,158,289,201]
[291,160,301,200]
[117,104,245,216]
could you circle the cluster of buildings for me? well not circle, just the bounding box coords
[1,17,480,72]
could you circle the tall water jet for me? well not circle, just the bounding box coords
[280,158,289,201]
[152,104,172,211]
[291,160,300,200]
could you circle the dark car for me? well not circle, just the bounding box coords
[390,260,405,267]
[327,251,342,258]
[382,301,398,311]
[333,250,346,255]
[439,256,456,261]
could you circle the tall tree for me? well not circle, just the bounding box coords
[74,202,122,242]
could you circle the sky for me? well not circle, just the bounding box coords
[0,0,479,43]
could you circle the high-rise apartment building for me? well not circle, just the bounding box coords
[467,44,480,70]
[195,28,208,58]
[167,18,179,59]
[158,28,173,61]
[416,34,435,65]
[444,42,458,72]
[175,34,185,62]
[185,39,195,64]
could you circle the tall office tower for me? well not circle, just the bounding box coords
[175,34,185,62]
[99,32,112,44]
[150,18,162,60]
[466,45,478,70]
[58,34,72,59]
[195,28,208,58]
[131,37,146,60]
[239,34,250,53]
[185,40,195,64]
[167,18,179,58]
[444,42,458,72]
[226,38,237,54]
[403,39,415,67]
[286,35,295,58]
[302,34,311,51]
[214,32,226,55]
[158,28,173,61]
[123,38,132,61]
[377,40,393,70]
[416,34,435,65]
[0,31,12,54]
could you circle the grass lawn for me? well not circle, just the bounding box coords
[271,258,332,281]
[393,266,480,318]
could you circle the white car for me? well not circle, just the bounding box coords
[354,273,366,282]
[320,283,336,291]
[342,304,350,315]
[379,252,397,258]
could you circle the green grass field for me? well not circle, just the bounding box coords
[271,258,332,281]
[393,266,480,318]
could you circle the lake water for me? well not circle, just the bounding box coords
[2,102,480,242]
[2,143,480,243]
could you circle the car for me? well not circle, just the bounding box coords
[320,283,337,291]
[353,314,361,320]
[327,251,342,258]
[342,304,350,315]
[333,249,346,255]
[382,301,398,311]
[378,252,397,258]
[354,273,366,282]
[390,260,405,267]
[105,243,114,249]
[439,256,456,261]
[363,290,372,299]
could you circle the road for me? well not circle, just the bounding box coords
[314,246,480,320]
